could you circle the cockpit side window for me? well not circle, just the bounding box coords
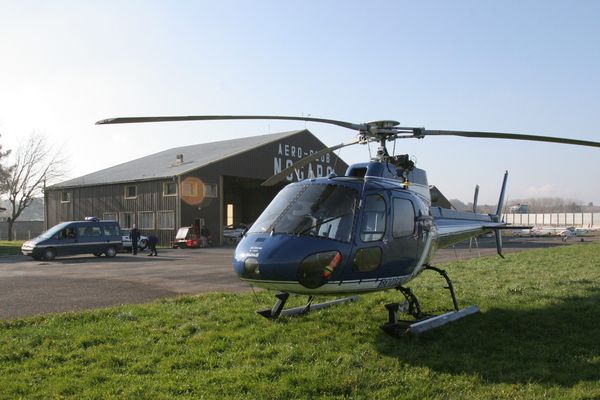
[360,195,386,242]
[392,198,416,238]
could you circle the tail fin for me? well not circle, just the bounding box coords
[495,171,509,220]
[494,171,509,258]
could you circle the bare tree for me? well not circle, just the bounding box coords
[5,134,66,240]
[0,135,12,194]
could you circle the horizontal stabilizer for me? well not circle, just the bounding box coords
[482,225,533,230]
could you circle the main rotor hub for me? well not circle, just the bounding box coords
[359,120,403,145]
[366,120,401,129]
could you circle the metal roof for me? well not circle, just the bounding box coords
[50,130,306,188]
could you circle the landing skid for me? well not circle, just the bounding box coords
[257,292,359,319]
[381,265,479,336]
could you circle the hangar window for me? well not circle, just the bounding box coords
[163,182,177,196]
[182,181,199,196]
[125,185,137,199]
[204,183,218,198]
[120,212,135,228]
[157,211,175,229]
[138,211,155,229]
[60,191,70,203]
[103,212,117,221]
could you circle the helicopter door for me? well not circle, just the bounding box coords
[388,197,418,275]
[352,195,387,279]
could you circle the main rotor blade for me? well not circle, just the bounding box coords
[261,139,361,187]
[421,130,600,148]
[96,115,365,131]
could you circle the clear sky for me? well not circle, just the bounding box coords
[1,0,599,205]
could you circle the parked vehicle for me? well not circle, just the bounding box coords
[121,229,148,252]
[223,223,248,245]
[171,226,201,248]
[21,219,123,260]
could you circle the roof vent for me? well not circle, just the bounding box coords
[176,154,184,164]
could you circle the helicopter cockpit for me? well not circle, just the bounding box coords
[247,182,358,243]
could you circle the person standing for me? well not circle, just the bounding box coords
[147,235,158,256]
[200,225,209,248]
[130,224,140,255]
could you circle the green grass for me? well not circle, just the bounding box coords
[1,243,600,399]
[0,240,24,255]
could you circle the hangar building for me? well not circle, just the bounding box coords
[45,130,349,246]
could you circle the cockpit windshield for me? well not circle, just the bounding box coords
[248,183,358,243]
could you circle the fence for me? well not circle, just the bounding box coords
[0,221,45,241]
[505,212,600,228]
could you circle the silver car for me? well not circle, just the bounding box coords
[121,229,148,252]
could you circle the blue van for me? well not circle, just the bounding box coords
[21,219,123,260]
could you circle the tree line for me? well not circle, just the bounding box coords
[1,134,65,241]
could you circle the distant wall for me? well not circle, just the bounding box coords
[0,221,45,240]
[505,212,600,227]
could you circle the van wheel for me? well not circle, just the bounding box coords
[43,248,56,261]
[105,246,117,257]
[139,239,148,250]
[93,252,102,257]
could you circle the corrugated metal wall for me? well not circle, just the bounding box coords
[46,180,178,245]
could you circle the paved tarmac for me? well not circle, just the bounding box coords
[0,236,595,320]
[0,248,248,320]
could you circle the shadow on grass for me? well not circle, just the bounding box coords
[374,288,600,387]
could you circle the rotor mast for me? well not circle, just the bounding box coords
[360,120,398,162]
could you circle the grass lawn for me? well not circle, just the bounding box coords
[0,240,24,256]
[1,243,599,399]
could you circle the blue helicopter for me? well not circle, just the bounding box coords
[97,115,600,335]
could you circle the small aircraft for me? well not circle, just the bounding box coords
[529,226,560,237]
[97,115,600,335]
[559,226,599,241]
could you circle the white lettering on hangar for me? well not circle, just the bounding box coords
[273,142,335,182]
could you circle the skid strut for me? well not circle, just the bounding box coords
[381,265,479,336]
[257,292,358,319]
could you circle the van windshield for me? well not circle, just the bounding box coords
[36,222,71,240]
[248,183,358,243]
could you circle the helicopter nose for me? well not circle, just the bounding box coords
[242,256,260,277]
[233,249,343,287]
[232,255,258,278]
[233,235,348,289]
[297,251,342,289]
